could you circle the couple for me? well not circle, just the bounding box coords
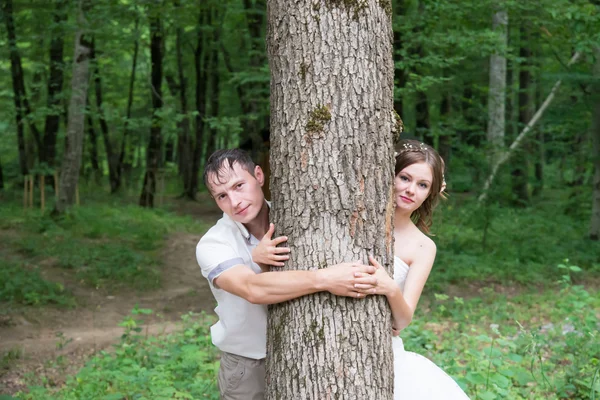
[196,140,468,399]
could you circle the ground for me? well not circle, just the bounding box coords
[0,198,222,395]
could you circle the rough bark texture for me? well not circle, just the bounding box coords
[139,14,163,207]
[54,0,91,214]
[266,1,395,398]
[42,0,67,170]
[486,10,507,166]
[590,47,600,240]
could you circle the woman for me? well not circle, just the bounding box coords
[253,139,468,399]
[357,139,469,399]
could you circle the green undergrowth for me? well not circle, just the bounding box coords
[430,192,600,289]
[0,262,74,307]
[407,278,600,399]
[15,283,598,399]
[17,311,220,400]
[0,197,205,294]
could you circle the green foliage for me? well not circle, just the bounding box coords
[17,312,220,400]
[0,262,73,306]
[430,192,600,288]
[0,199,204,291]
[404,276,600,399]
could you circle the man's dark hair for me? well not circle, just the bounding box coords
[203,149,256,189]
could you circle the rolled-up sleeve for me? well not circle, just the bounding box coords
[196,238,245,287]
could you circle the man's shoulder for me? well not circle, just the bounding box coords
[197,214,239,247]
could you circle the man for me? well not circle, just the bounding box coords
[196,149,377,399]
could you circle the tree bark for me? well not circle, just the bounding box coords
[207,7,222,156]
[486,9,507,166]
[54,0,91,214]
[139,13,163,207]
[511,27,532,206]
[187,7,210,200]
[266,1,395,398]
[590,46,600,240]
[42,0,67,171]
[3,0,29,175]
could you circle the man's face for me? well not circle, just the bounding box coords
[208,162,265,224]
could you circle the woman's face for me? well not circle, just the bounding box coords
[394,161,433,213]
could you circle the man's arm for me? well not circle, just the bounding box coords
[214,263,378,305]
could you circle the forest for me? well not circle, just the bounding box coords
[0,0,599,399]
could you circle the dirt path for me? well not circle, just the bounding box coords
[0,198,222,395]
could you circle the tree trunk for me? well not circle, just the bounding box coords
[393,0,407,121]
[240,0,268,157]
[532,74,544,197]
[439,90,452,163]
[187,7,210,200]
[54,0,91,214]
[86,98,100,176]
[120,15,140,188]
[207,7,222,156]
[266,1,395,398]
[168,1,192,193]
[3,0,29,175]
[0,155,4,190]
[139,13,163,207]
[590,46,600,240]
[511,27,532,206]
[90,37,120,193]
[486,9,507,166]
[42,0,67,172]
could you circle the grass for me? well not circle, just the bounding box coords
[0,195,206,294]
[2,184,599,399]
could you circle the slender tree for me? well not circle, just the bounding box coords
[511,26,532,206]
[139,10,164,207]
[266,1,395,398]
[3,0,31,176]
[487,8,508,166]
[590,46,600,240]
[42,0,67,171]
[0,155,4,190]
[187,6,210,200]
[54,0,92,214]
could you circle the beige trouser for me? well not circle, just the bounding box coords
[218,351,265,400]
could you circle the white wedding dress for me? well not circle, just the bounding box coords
[393,257,470,399]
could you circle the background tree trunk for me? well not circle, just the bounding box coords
[511,27,532,206]
[487,9,507,166]
[139,13,163,207]
[54,0,91,214]
[187,7,209,200]
[590,46,600,240]
[266,1,395,398]
[42,0,67,172]
[3,0,30,176]
[0,155,4,190]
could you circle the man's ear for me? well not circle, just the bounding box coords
[254,165,265,186]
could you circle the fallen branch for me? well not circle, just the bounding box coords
[478,51,581,203]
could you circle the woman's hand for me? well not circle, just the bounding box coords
[353,254,396,296]
[252,223,291,267]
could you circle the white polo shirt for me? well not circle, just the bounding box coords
[196,212,267,360]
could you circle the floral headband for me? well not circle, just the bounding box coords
[394,143,446,194]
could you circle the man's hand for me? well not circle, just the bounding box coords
[252,223,290,268]
[316,262,377,298]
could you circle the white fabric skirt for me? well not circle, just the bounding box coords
[393,336,470,399]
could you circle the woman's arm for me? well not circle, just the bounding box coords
[359,245,436,332]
